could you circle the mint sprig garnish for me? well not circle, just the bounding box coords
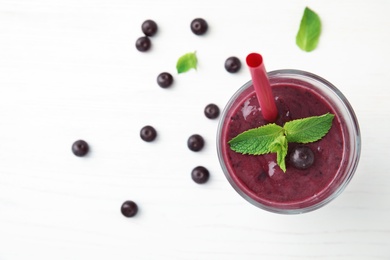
[296,7,322,52]
[228,113,334,172]
[176,51,197,73]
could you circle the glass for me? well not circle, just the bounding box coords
[217,70,361,214]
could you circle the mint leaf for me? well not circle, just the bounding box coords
[228,124,283,155]
[296,7,321,52]
[176,51,197,73]
[284,113,334,143]
[269,135,288,172]
[228,113,334,172]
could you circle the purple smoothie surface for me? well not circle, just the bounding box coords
[221,83,345,208]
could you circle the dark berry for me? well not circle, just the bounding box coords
[190,18,208,35]
[224,56,241,73]
[121,200,138,218]
[72,140,89,157]
[140,125,157,142]
[289,146,315,170]
[157,72,173,88]
[187,134,205,152]
[204,104,220,119]
[141,19,158,37]
[191,166,210,184]
[135,36,151,52]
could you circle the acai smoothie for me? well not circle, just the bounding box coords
[217,69,361,214]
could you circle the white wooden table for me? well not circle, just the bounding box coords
[1,0,389,259]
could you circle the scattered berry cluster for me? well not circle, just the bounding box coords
[137,18,221,187]
[135,18,242,76]
[71,18,241,219]
[135,20,158,52]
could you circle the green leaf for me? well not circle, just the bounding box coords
[269,135,288,172]
[176,51,198,73]
[296,7,322,52]
[284,113,334,143]
[228,113,334,172]
[228,124,284,155]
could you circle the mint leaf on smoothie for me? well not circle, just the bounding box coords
[296,7,322,52]
[228,113,334,172]
[284,113,334,143]
[176,51,198,73]
[269,135,288,172]
[228,124,283,155]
